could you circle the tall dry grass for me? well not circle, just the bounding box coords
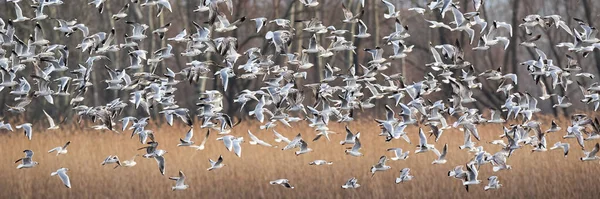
[1,118,600,199]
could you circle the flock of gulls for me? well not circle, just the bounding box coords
[2,0,600,193]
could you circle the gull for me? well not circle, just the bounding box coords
[490,152,511,172]
[381,0,400,19]
[550,142,570,157]
[309,160,333,166]
[88,0,106,13]
[43,110,59,130]
[450,6,475,44]
[15,150,38,169]
[269,19,293,29]
[340,125,360,145]
[354,20,371,38]
[178,128,195,146]
[12,2,30,22]
[327,26,350,35]
[302,34,319,54]
[273,130,292,144]
[462,163,481,192]
[232,137,243,157]
[432,144,448,164]
[170,171,189,191]
[473,0,484,11]
[207,155,226,171]
[493,21,513,37]
[214,14,245,33]
[484,176,501,191]
[112,3,129,20]
[250,17,267,33]
[126,21,149,41]
[426,20,452,30]
[389,40,414,59]
[119,116,137,132]
[395,168,413,183]
[580,143,599,161]
[341,177,360,189]
[217,135,234,151]
[299,0,319,7]
[546,120,561,133]
[152,23,171,40]
[387,148,409,160]
[370,156,391,177]
[408,7,426,15]
[487,109,505,123]
[416,128,436,153]
[248,130,273,147]
[0,121,13,131]
[114,154,139,168]
[295,140,313,155]
[544,15,572,35]
[50,168,71,188]
[270,179,294,189]
[141,0,173,17]
[364,47,386,64]
[190,129,210,150]
[345,137,363,157]
[448,166,467,179]
[101,155,120,165]
[282,133,302,150]
[167,28,190,43]
[154,151,166,175]
[553,96,572,108]
[48,141,71,156]
[16,123,33,140]
[341,4,363,23]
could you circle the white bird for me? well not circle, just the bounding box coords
[178,128,195,146]
[250,17,267,33]
[340,125,360,145]
[416,128,436,153]
[395,168,413,183]
[207,155,225,171]
[269,179,294,189]
[232,137,244,157]
[295,140,313,155]
[484,176,502,191]
[580,143,599,161]
[51,168,71,188]
[248,130,273,147]
[114,154,139,168]
[370,156,391,177]
[381,0,400,19]
[341,177,360,189]
[432,144,448,164]
[354,20,371,38]
[48,141,71,156]
[345,137,363,157]
[387,148,409,160]
[190,129,210,150]
[309,160,333,166]
[12,2,30,22]
[550,141,570,157]
[101,155,120,166]
[169,170,189,191]
[462,163,482,192]
[15,150,38,169]
[16,123,33,140]
[43,110,59,130]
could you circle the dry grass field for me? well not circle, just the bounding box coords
[1,118,600,199]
